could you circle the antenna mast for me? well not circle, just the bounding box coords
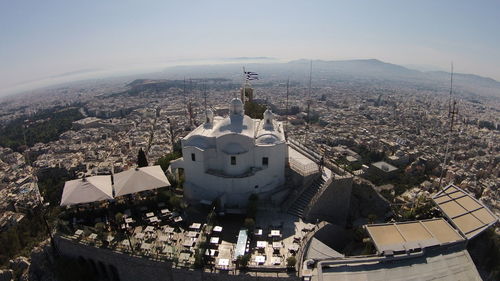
[438,63,458,189]
[187,79,195,128]
[285,79,289,139]
[203,80,208,122]
[304,60,312,144]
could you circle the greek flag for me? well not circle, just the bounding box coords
[244,71,259,80]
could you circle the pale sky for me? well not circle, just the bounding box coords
[1,0,499,95]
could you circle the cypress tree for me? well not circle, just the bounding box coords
[137,148,148,167]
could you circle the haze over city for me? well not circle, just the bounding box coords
[1,0,500,96]
[0,1,498,281]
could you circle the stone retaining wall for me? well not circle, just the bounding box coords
[55,236,299,281]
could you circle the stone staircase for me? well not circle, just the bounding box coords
[287,175,325,218]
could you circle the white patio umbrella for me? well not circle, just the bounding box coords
[60,175,113,206]
[113,165,170,197]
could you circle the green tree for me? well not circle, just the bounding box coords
[137,148,149,167]
[115,212,124,223]
[0,107,83,151]
[193,248,205,269]
[155,151,181,172]
[169,196,182,210]
[244,218,255,232]
[173,139,182,155]
[286,256,297,269]
[246,194,259,218]
[237,254,251,269]
[244,102,266,119]
[367,214,377,224]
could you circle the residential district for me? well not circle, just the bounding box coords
[0,73,498,281]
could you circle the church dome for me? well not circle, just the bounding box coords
[264,108,273,118]
[230,98,244,116]
[256,134,279,145]
[263,108,274,127]
[206,109,214,124]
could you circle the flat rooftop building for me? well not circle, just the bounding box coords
[432,184,498,239]
[313,247,481,281]
[365,218,464,254]
[368,161,398,179]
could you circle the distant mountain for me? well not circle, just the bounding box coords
[226,56,277,61]
[404,64,446,72]
[160,59,500,98]
[287,58,422,79]
[427,71,500,88]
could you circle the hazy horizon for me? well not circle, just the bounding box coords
[1,0,499,96]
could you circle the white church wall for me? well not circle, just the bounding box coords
[216,134,255,176]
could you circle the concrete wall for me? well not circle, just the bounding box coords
[348,178,391,223]
[305,176,354,226]
[181,139,287,208]
[55,236,299,281]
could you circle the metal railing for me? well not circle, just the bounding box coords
[288,138,321,162]
[297,221,328,274]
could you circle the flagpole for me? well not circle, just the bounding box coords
[242,67,246,107]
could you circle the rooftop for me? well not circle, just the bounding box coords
[183,104,285,148]
[371,161,398,172]
[365,218,464,253]
[315,247,481,281]
[432,184,498,239]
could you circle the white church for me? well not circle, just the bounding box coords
[170,97,288,209]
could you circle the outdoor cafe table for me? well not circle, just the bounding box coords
[163,245,174,254]
[140,242,152,250]
[160,209,171,215]
[173,216,183,223]
[288,244,299,252]
[256,241,268,248]
[135,232,145,239]
[213,226,223,232]
[255,255,266,264]
[125,218,134,223]
[271,257,282,265]
[189,223,202,230]
[270,230,281,237]
[146,212,154,218]
[74,229,83,236]
[254,229,263,236]
[210,237,220,244]
[303,224,315,232]
[179,252,191,262]
[145,226,155,232]
[272,242,282,249]
[218,259,229,266]
[205,249,217,256]
[182,240,195,247]
[186,231,198,238]
[163,226,175,233]
[149,216,160,223]
[88,233,98,240]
